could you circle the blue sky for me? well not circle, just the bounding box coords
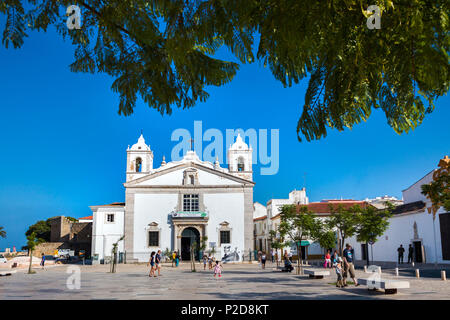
[0,27,449,250]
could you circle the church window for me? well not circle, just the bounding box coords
[190,175,195,185]
[237,157,245,172]
[183,194,199,212]
[136,158,142,173]
[220,231,231,245]
[106,214,115,223]
[148,231,159,247]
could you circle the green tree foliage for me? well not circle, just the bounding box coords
[1,1,448,141]
[421,157,450,215]
[326,204,361,255]
[277,205,325,274]
[0,226,6,238]
[25,220,51,242]
[356,204,392,245]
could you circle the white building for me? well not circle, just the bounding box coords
[348,159,450,265]
[364,195,403,209]
[91,133,255,263]
[253,188,309,253]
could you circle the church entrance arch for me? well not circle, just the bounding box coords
[181,227,200,261]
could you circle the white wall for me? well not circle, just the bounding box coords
[348,208,448,264]
[133,193,178,262]
[91,208,125,261]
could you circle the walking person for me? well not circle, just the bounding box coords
[335,257,344,288]
[208,255,213,270]
[261,252,267,269]
[203,255,207,270]
[397,245,405,264]
[148,251,156,277]
[213,260,223,279]
[271,249,275,263]
[175,251,180,267]
[155,250,162,276]
[40,253,45,270]
[408,244,414,264]
[342,243,359,287]
[324,250,331,268]
[172,251,176,267]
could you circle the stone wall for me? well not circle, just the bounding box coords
[33,242,68,257]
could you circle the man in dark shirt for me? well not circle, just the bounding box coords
[155,250,162,276]
[407,244,414,263]
[342,243,359,287]
[397,245,405,264]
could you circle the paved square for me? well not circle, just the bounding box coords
[1,263,449,300]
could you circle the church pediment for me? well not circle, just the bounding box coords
[124,162,254,188]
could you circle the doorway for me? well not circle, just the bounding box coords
[361,243,369,261]
[181,227,200,261]
[413,241,423,263]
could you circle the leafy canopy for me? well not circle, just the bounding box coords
[1,1,448,141]
[421,156,450,215]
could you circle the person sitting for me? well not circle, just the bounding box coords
[284,258,294,272]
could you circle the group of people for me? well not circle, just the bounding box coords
[171,251,181,267]
[202,254,217,270]
[323,244,359,288]
[397,244,415,264]
[149,251,223,279]
[148,250,163,277]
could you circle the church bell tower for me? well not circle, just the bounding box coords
[126,134,153,182]
[227,133,253,181]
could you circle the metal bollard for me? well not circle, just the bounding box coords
[395,267,399,277]
[415,269,420,278]
[441,270,447,281]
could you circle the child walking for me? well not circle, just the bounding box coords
[213,260,223,279]
[335,257,343,288]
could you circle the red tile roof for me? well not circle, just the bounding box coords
[271,200,370,220]
[253,215,267,222]
[79,216,93,220]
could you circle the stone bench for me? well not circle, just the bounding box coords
[357,278,410,294]
[304,269,330,279]
[0,270,16,276]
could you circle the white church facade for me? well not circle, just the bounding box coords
[90,134,255,263]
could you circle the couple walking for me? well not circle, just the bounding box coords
[148,250,162,277]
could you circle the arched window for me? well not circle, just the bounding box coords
[136,158,142,173]
[237,157,245,172]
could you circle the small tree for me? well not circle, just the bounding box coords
[327,204,361,255]
[110,236,125,273]
[0,226,6,238]
[269,230,284,267]
[357,204,392,265]
[26,232,43,274]
[190,236,208,272]
[162,248,172,263]
[277,205,322,275]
